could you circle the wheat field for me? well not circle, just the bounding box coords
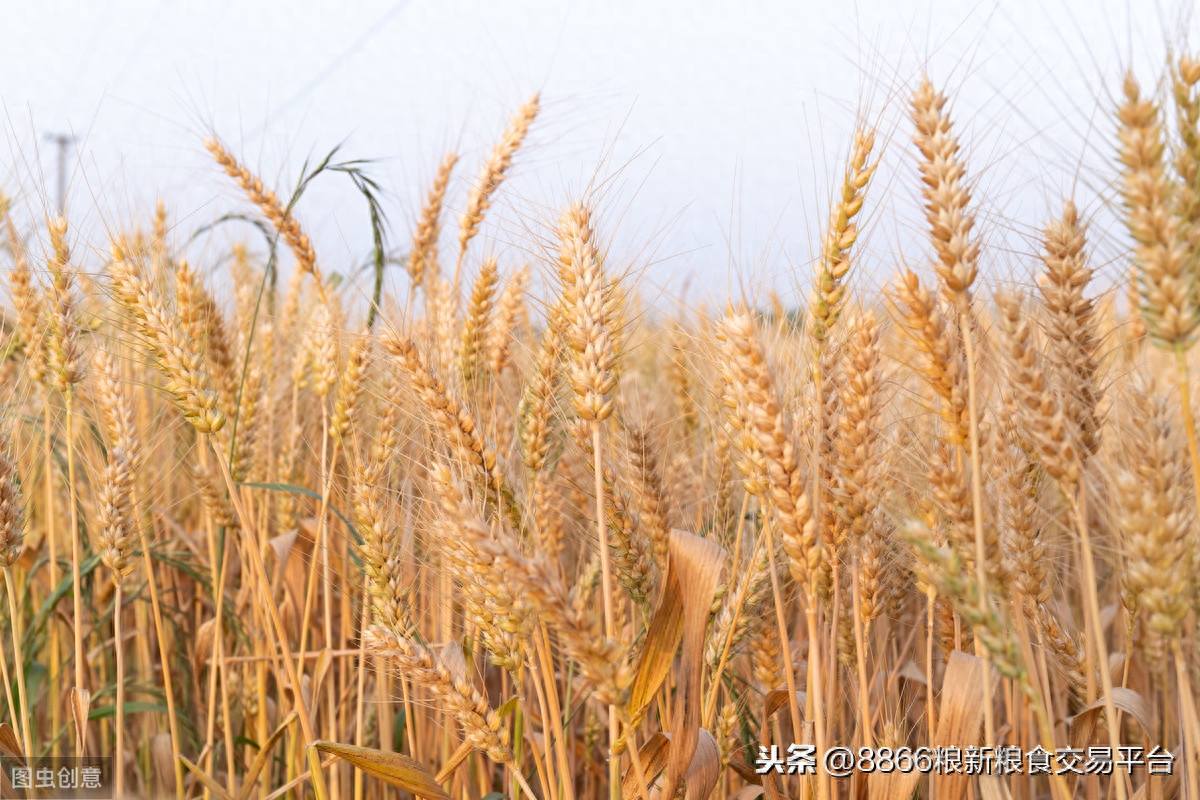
[0,47,1198,800]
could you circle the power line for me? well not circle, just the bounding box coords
[248,0,412,136]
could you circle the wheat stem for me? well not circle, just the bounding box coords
[114,581,126,798]
[65,394,88,754]
[1069,488,1127,800]
[43,403,62,760]
[1171,640,1200,800]
[2,569,31,761]
[590,423,621,800]
[851,563,872,748]
[137,510,185,800]
[208,437,329,800]
[959,312,996,745]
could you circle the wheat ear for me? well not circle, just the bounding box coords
[454,94,540,293]
[409,151,458,293]
[205,137,326,301]
[93,353,142,796]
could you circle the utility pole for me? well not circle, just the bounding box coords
[44,133,74,215]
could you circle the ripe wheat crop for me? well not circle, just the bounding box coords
[1,51,1199,800]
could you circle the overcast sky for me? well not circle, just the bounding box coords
[2,0,1196,309]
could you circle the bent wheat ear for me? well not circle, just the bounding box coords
[108,245,226,433]
[314,741,450,800]
[205,137,325,300]
[810,126,877,342]
[715,308,818,589]
[363,627,512,762]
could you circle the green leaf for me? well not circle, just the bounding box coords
[88,701,169,720]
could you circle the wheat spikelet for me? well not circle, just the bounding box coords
[716,309,818,590]
[750,615,782,689]
[229,361,264,483]
[460,256,500,383]
[456,95,540,280]
[463,510,629,705]
[191,460,237,528]
[888,270,970,445]
[382,330,505,495]
[666,323,700,439]
[995,429,1047,607]
[519,307,566,471]
[1035,605,1089,700]
[911,77,978,310]
[1037,200,1103,457]
[605,466,655,609]
[351,460,409,634]
[44,215,86,392]
[308,301,339,399]
[904,520,1021,676]
[430,464,532,671]
[809,127,877,342]
[1172,55,1200,239]
[93,353,141,582]
[705,543,772,669]
[1,195,45,374]
[833,311,885,542]
[558,202,619,422]
[625,425,671,568]
[1118,72,1199,346]
[995,289,1080,487]
[331,329,371,445]
[1115,379,1195,654]
[363,626,512,762]
[487,263,529,375]
[409,151,457,290]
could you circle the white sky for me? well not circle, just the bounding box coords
[2,0,1196,309]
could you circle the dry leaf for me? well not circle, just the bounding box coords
[978,773,1012,800]
[150,733,174,797]
[179,754,233,800]
[236,711,297,800]
[194,617,216,674]
[661,529,726,800]
[755,686,806,800]
[730,787,766,800]
[314,740,451,800]
[0,722,23,761]
[931,651,989,800]
[1069,687,1152,750]
[622,732,671,799]
[628,573,684,727]
[683,729,721,800]
[619,728,721,800]
[68,686,91,757]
